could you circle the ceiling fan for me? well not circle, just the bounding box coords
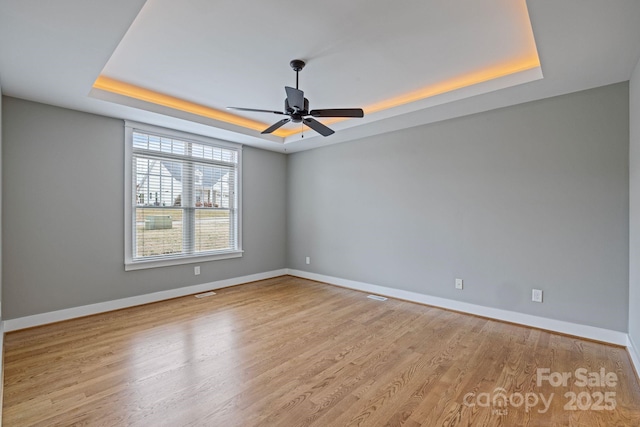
[227,59,364,137]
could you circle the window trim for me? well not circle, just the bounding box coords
[124,121,243,271]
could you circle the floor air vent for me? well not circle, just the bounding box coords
[195,291,216,298]
[367,295,388,301]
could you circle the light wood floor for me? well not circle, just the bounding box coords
[3,276,640,426]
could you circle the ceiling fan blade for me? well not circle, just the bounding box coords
[303,118,335,137]
[227,107,285,115]
[285,86,305,111]
[261,118,291,134]
[309,108,364,118]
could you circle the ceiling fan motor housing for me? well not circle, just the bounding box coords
[285,97,309,122]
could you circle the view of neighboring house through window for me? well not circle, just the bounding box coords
[125,123,242,270]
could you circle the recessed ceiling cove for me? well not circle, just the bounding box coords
[90,0,541,145]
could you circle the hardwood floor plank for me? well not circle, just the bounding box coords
[3,276,639,426]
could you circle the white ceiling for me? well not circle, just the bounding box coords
[1,0,640,153]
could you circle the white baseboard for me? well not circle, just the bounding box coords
[628,335,640,378]
[2,269,287,332]
[1,267,633,350]
[287,269,629,346]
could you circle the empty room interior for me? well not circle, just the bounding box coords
[2,0,640,425]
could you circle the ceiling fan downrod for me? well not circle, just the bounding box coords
[290,59,305,90]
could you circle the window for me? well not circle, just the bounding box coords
[125,122,242,270]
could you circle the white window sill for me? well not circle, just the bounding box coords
[125,250,243,271]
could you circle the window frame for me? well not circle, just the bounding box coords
[124,121,243,271]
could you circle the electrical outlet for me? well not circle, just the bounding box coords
[194,266,200,276]
[455,278,463,290]
[305,256,311,265]
[532,289,543,303]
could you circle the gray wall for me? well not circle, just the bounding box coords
[288,83,630,332]
[1,97,287,319]
[1,83,632,333]
[630,58,640,347]
[0,82,4,412]
[0,86,3,322]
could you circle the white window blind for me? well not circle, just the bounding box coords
[125,122,242,270]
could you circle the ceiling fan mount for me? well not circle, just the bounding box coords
[227,59,364,137]
[289,59,306,72]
